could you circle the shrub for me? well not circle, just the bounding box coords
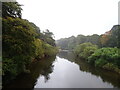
[74,42,98,59]
[103,63,120,74]
[43,43,58,57]
[95,58,108,67]
[34,39,44,59]
[88,47,120,69]
[87,47,120,74]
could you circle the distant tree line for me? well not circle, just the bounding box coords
[56,25,120,74]
[56,25,120,50]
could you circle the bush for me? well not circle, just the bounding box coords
[103,63,120,74]
[95,58,108,67]
[34,39,44,59]
[43,43,58,57]
[74,42,98,59]
[3,58,18,77]
[88,48,120,65]
[88,47,120,73]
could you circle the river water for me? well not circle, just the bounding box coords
[4,51,120,89]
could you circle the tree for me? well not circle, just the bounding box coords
[42,29,56,46]
[87,34,101,47]
[68,36,76,50]
[2,2,57,86]
[2,17,36,81]
[74,42,98,59]
[2,2,22,18]
[100,31,111,47]
[43,29,54,38]
[100,25,120,48]
[110,25,120,48]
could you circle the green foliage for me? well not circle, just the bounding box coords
[56,34,101,50]
[57,25,120,50]
[42,29,56,47]
[74,42,98,59]
[2,2,57,86]
[3,58,17,76]
[34,39,44,59]
[95,58,108,67]
[43,43,58,57]
[3,16,57,80]
[82,46,98,59]
[2,17,36,78]
[33,38,58,58]
[56,38,69,50]
[100,25,120,48]
[73,40,120,74]
[88,48,120,65]
[88,48,120,73]
[103,63,120,74]
[2,2,22,18]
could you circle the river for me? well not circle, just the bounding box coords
[4,51,120,89]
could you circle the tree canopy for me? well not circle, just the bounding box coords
[2,2,58,85]
[2,2,22,18]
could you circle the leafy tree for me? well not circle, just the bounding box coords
[76,35,87,45]
[42,29,56,46]
[2,17,37,78]
[88,48,120,68]
[34,39,44,59]
[2,2,58,86]
[2,2,22,18]
[87,34,101,47]
[56,34,101,50]
[100,25,120,48]
[74,42,98,59]
[56,38,69,50]
[68,36,76,50]
[43,43,58,57]
[110,25,120,48]
[43,29,54,38]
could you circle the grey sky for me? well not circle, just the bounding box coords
[17,0,119,40]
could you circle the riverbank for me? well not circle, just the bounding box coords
[2,2,59,86]
[2,55,57,89]
[3,51,120,88]
[74,43,120,75]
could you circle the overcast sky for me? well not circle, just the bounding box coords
[17,0,119,40]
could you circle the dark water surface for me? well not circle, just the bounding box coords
[4,51,120,89]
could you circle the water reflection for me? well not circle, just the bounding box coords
[57,51,120,88]
[3,51,120,88]
[3,56,56,89]
[35,56,113,88]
